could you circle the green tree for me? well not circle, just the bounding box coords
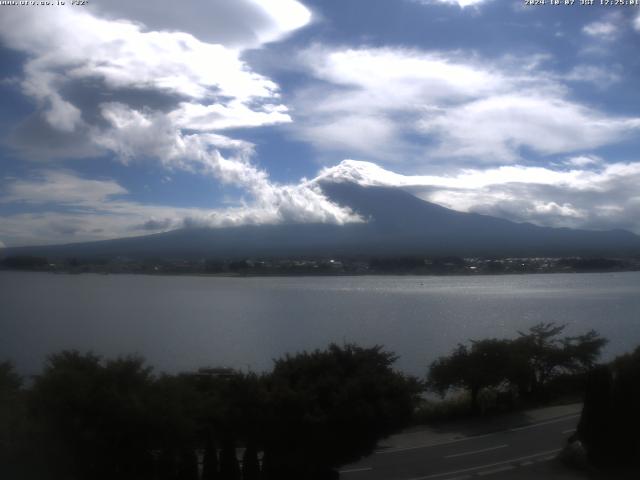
[2,255,48,270]
[514,322,569,394]
[241,441,260,480]
[190,369,266,480]
[202,438,220,480]
[0,361,25,478]
[562,330,608,371]
[577,346,640,469]
[147,373,201,474]
[428,339,512,413]
[29,351,105,479]
[219,438,241,480]
[427,324,607,411]
[177,448,199,480]
[608,347,640,465]
[577,365,614,465]
[263,344,422,479]
[514,323,606,397]
[29,351,157,480]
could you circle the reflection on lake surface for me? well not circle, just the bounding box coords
[1,271,639,376]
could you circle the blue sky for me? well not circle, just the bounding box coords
[1,0,640,246]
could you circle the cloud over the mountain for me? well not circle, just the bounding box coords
[3,155,640,246]
[0,169,362,247]
[317,159,640,234]
[0,3,363,237]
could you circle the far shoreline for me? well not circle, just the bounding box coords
[2,266,639,279]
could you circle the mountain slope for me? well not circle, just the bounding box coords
[320,182,640,256]
[3,182,639,259]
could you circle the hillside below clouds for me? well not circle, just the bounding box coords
[3,174,640,260]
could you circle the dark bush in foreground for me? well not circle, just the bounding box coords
[0,344,422,480]
[263,344,422,478]
[578,347,640,469]
[427,323,606,413]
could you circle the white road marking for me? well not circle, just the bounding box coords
[539,455,557,462]
[477,465,515,476]
[375,433,496,454]
[339,466,373,474]
[509,414,579,432]
[406,448,561,480]
[376,413,579,455]
[444,444,508,459]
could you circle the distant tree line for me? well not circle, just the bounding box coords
[0,344,421,480]
[2,254,638,275]
[427,323,607,413]
[369,256,466,274]
[1,256,49,270]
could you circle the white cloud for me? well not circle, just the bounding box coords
[44,96,83,133]
[2,171,127,206]
[583,16,619,40]
[0,3,362,237]
[0,169,362,246]
[565,64,621,86]
[0,172,214,245]
[293,46,506,159]
[170,101,291,131]
[580,13,627,55]
[316,159,640,233]
[300,47,506,114]
[634,13,640,32]
[296,114,399,158]
[0,1,307,140]
[0,7,284,120]
[565,155,601,168]
[293,46,640,163]
[414,0,491,7]
[419,94,640,161]
[316,159,604,191]
[89,0,312,48]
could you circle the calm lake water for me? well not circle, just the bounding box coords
[1,271,639,377]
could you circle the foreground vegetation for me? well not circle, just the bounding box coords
[0,344,421,480]
[575,346,640,472]
[0,323,612,479]
[427,323,606,414]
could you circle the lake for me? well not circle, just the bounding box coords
[1,271,639,377]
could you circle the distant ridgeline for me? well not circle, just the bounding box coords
[2,183,640,264]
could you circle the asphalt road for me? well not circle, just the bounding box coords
[339,413,580,480]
